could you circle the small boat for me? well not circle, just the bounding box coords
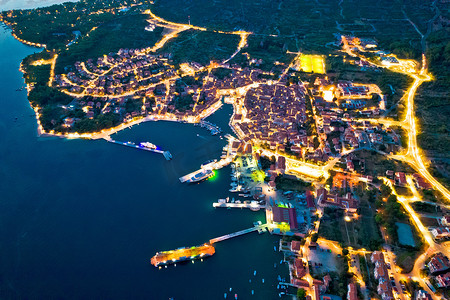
[224,293,227,298]
[251,290,254,295]
[249,279,251,283]
[274,263,277,268]
[280,260,282,264]
[262,278,265,283]
[277,285,280,289]
[274,246,277,251]
[253,270,256,276]
[140,142,157,150]
[234,294,238,300]
[229,288,232,292]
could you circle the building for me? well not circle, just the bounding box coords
[312,284,321,300]
[431,227,450,240]
[306,190,316,212]
[294,258,307,278]
[272,205,299,231]
[292,278,309,288]
[435,272,450,288]
[415,290,432,300]
[427,253,450,275]
[291,240,302,254]
[371,251,394,300]
[347,283,359,300]
[316,188,359,213]
[394,172,407,186]
[441,215,450,226]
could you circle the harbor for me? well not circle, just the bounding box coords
[0,22,290,300]
[179,134,237,183]
[196,120,222,135]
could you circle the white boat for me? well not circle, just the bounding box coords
[262,279,264,283]
[253,270,256,276]
[224,293,227,298]
[140,142,157,149]
[251,290,254,295]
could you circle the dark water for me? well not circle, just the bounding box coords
[0,26,288,299]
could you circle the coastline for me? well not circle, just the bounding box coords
[33,98,224,140]
[1,19,47,48]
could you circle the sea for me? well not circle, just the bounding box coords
[0,2,289,299]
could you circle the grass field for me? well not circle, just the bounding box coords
[297,54,325,74]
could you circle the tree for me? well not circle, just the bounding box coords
[297,288,306,300]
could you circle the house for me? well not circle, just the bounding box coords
[431,227,450,240]
[436,272,450,288]
[413,173,431,190]
[272,205,299,231]
[316,188,359,213]
[427,253,450,275]
[291,240,302,254]
[312,285,321,300]
[441,215,450,226]
[347,283,358,300]
[371,251,394,300]
[306,190,316,211]
[415,290,432,300]
[394,172,407,186]
[292,278,309,288]
[294,258,307,278]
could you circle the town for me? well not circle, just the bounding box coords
[2,1,450,300]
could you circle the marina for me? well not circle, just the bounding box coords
[179,135,237,183]
[197,120,222,135]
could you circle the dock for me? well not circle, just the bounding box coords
[179,135,237,183]
[198,120,222,135]
[209,224,268,244]
[213,201,265,211]
[104,137,172,160]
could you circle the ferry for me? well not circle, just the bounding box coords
[150,244,215,267]
[140,142,157,150]
[201,159,217,169]
[185,169,214,183]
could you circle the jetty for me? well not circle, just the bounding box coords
[151,223,268,268]
[179,135,237,183]
[104,137,172,160]
[213,200,264,211]
[197,120,222,135]
[209,224,268,244]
